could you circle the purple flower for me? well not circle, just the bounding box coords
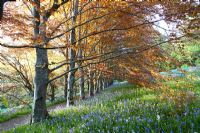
[145,127,150,133]
[179,126,182,133]
[86,121,92,127]
[191,123,194,128]
[82,114,90,120]
[194,111,198,117]
[181,122,186,125]
[147,119,152,123]
[69,128,73,133]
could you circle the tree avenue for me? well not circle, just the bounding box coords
[0,0,199,124]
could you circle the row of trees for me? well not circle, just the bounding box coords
[0,0,199,123]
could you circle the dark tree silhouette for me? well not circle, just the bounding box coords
[0,0,16,20]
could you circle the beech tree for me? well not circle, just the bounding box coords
[0,0,199,123]
[66,0,79,106]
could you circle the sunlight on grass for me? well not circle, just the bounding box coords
[0,98,66,123]
[4,76,200,133]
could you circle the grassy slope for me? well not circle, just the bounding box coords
[0,98,66,123]
[4,75,200,133]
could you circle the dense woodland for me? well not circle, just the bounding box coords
[0,0,200,132]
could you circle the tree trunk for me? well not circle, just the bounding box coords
[77,6,85,100]
[96,77,100,94]
[87,79,90,93]
[67,0,79,107]
[67,48,76,106]
[99,76,103,91]
[64,74,68,98]
[78,61,85,99]
[32,1,49,123]
[32,48,49,122]
[89,69,94,97]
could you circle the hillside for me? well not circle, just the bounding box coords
[4,71,200,132]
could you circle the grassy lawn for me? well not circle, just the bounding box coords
[4,73,200,133]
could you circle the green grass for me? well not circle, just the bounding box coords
[0,109,30,123]
[3,77,200,133]
[2,69,200,132]
[165,71,200,96]
[0,98,66,123]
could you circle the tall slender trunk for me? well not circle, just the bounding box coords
[77,7,85,100]
[89,69,94,97]
[64,74,68,98]
[67,0,79,107]
[103,79,106,90]
[64,48,68,99]
[99,76,103,91]
[78,51,85,99]
[87,78,90,93]
[32,0,49,123]
[67,44,76,106]
[96,76,100,94]
[94,73,97,93]
[63,4,69,100]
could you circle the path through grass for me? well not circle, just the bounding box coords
[4,80,200,133]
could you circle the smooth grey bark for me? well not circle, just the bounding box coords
[96,77,100,94]
[67,47,76,106]
[94,73,97,93]
[62,4,69,100]
[32,0,49,123]
[67,42,76,106]
[77,8,85,100]
[95,81,99,94]
[32,48,49,122]
[64,48,69,99]
[89,69,94,97]
[78,53,85,99]
[79,64,85,99]
[87,79,90,93]
[67,0,79,107]
[64,74,68,98]
[99,76,103,91]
